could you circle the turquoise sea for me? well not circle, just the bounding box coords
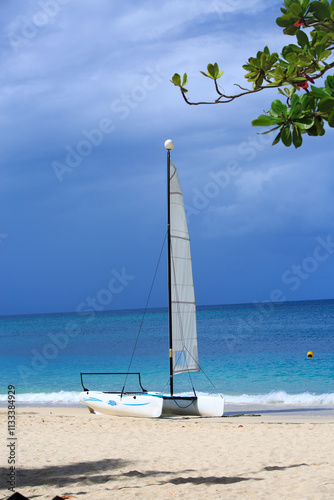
[1,299,333,406]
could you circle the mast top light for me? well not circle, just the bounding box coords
[164,139,174,151]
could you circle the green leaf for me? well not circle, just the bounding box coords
[282,45,295,59]
[294,118,315,129]
[202,62,223,80]
[171,73,181,86]
[297,30,309,48]
[285,52,298,64]
[249,57,260,67]
[272,129,282,145]
[310,86,332,98]
[252,115,280,126]
[243,63,255,71]
[271,99,288,117]
[260,52,267,66]
[300,0,309,10]
[261,125,281,134]
[268,53,279,66]
[283,25,300,35]
[300,93,315,110]
[182,73,188,87]
[328,110,334,127]
[307,117,326,136]
[289,2,303,16]
[325,75,334,89]
[318,49,332,60]
[281,125,292,146]
[278,88,287,96]
[284,0,298,7]
[293,124,303,147]
[276,14,296,27]
[290,94,302,118]
[244,71,259,79]
[255,75,264,87]
[290,93,300,107]
[309,0,330,20]
[318,97,334,113]
[274,66,287,78]
[207,63,219,79]
[207,63,215,78]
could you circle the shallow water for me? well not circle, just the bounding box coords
[1,299,333,404]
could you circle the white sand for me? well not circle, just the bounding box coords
[1,405,334,499]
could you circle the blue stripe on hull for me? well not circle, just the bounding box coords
[124,403,150,406]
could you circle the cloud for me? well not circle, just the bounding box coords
[198,150,334,240]
[1,0,333,313]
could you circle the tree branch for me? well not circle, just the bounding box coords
[180,62,334,106]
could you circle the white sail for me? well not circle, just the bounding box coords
[170,162,199,374]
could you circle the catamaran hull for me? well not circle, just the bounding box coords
[162,395,224,417]
[80,391,163,418]
[80,391,224,418]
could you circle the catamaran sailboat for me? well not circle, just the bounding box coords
[80,140,224,418]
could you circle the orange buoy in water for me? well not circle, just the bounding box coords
[307,351,313,358]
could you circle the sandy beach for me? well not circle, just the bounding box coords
[1,404,334,500]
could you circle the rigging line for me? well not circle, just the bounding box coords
[196,362,221,393]
[170,395,196,409]
[122,232,167,395]
[173,335,220,393]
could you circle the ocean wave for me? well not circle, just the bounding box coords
[223,391,334,405]
[1,390,333,406]
[0,390,81,404]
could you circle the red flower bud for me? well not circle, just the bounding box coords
[296,81,309,90]
[294,19,305,27]
[303,73,315,84]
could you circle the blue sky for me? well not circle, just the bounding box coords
[1,0,333,316]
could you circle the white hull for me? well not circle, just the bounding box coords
[80,391,163,418]
[162,395,224,417]
[80,391,224,418]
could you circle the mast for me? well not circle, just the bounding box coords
[165,139,174,396]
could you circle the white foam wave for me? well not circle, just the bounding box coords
[0,391,81,404]
[157,390,334,406]
[0,390,333,406]
[223,391,334,405]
